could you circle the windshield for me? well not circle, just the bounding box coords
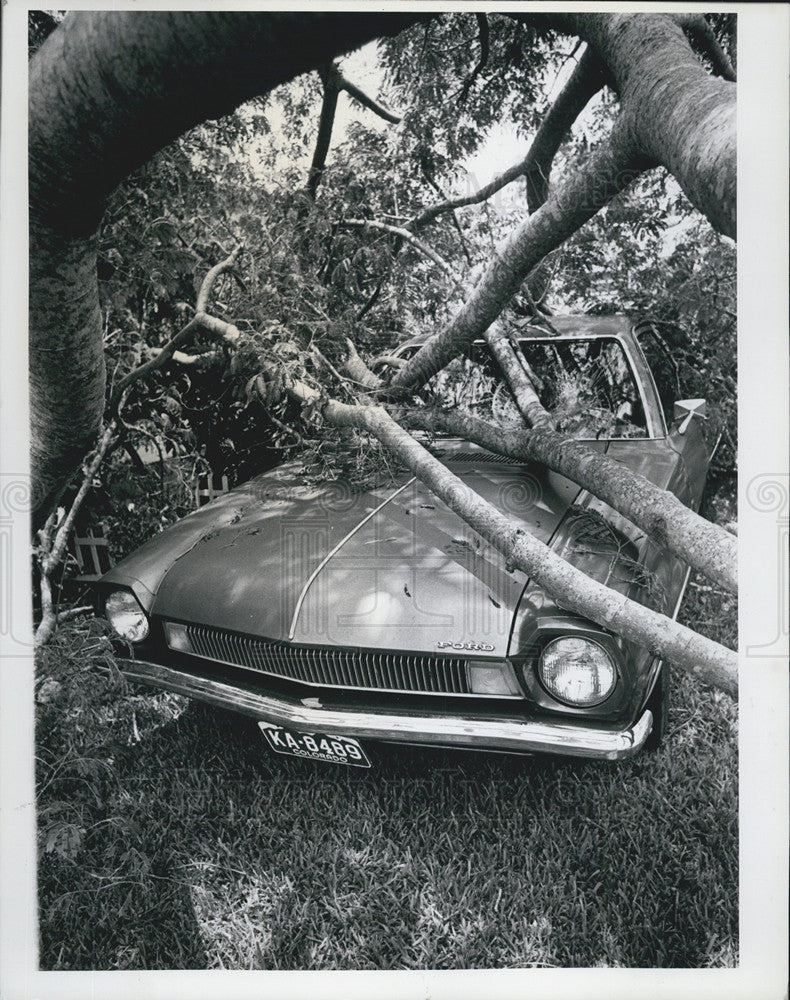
[424,337,648,440]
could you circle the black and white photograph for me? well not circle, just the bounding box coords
[1,4,787,998]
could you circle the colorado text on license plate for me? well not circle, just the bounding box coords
[258,724,371,767]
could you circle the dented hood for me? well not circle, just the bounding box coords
[102,442,584,658]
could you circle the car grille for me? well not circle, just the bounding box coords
[177,623,473,696]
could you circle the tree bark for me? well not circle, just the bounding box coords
[401,406,737,594]
[342,219,456,278]
[526,12,736,237]
[279,378,737,695]
[389,123,648,394]
[29,11,425,518]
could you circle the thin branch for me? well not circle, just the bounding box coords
[335,67,402,124]
[356,275,386,320]
[56,606,94,624]
[410,47,607,230]
[40,424,117,580]
[671,13,736,81]
[267,408,304,448]
[458,14,490,104]
[36,424,117,648]
[418,164,473,264]
[110,318,201,410]
[341,219,458,280]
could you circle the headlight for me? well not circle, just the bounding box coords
[538,636,616,707]
[105,589,149,643]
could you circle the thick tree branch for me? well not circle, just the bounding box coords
[275,378,736,694]
[399,405,737,594]
[524,47,609,213]
[390,122,647,394]
[196,245,242,312]
[483,324,552,428]
[308,61,401,200]
[388,322,737,593]
[431,326,737,593]
[671,13,736,81]
[343,338,384,391]
[307,64,341,199]
[356,275,386,320]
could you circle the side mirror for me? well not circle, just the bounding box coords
[673,398,707,435]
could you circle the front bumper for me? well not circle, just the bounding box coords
[118,657,652,760]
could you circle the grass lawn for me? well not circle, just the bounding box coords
[34,481,738,971]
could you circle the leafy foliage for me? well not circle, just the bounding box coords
[63,12,733,585]
[380,15,560,178]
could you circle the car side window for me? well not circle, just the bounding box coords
[631,327,680,429]
[424,338,648,440]
[518,339,647,438]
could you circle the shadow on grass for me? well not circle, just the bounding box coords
[38,670,737,970]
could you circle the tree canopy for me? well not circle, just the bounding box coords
[28,12,737,690]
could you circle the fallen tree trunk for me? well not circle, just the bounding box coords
[481,325,736,592]
[351,325,737,594]
[278,377,737,696]
[400,406,737,594]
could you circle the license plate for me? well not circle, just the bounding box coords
[257,723,371,767]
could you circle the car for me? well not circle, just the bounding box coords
[97,316,711,765]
